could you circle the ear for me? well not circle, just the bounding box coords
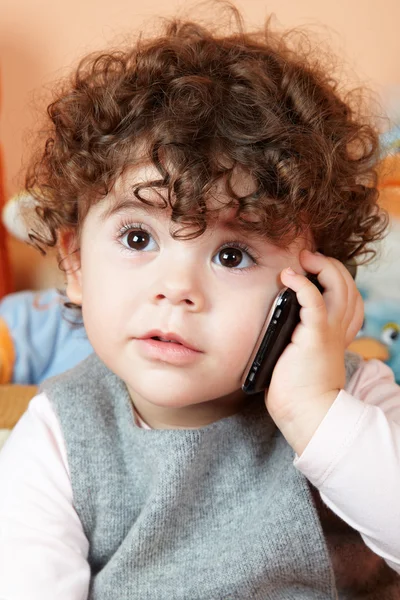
[58,229,83,306]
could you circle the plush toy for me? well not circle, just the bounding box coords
[348,128,400,381]
[350,292,400,384]
[2,189,38,243]
[0,191,93,385]
[0,288,93,385]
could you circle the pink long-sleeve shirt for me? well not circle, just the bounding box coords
[0,358,399,599]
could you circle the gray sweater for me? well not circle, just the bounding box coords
[42,353,400,599]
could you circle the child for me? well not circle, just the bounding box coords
[0,5,399,599]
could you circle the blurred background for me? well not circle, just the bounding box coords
[1,0,400,290]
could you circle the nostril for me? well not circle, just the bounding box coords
[155,294,194,305]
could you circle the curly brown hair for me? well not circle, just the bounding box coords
[26,3,387,264]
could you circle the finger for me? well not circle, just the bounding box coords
[331,258,361,329]
[300,250,363,342]
[280,267,327,331]
[298,250,349,324]
[315,255,362,337]
[345,291,364,347]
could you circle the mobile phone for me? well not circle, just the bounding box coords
[241,274,323,395]
[241,260,357,395]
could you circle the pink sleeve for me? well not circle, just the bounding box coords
[0,393,90,600]
[294,359,400,574]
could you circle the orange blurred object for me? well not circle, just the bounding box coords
[378,154,400,219]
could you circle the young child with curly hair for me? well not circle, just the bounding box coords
[0,5,399,599]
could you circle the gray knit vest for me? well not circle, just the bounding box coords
[41,353,400,599]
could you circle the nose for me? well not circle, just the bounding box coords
[150,256,206,312]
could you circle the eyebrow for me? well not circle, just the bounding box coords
[99,196,166,223]
[99,194,266,240]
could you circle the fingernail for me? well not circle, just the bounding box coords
[286,267,296,275]
[314,251,323,256]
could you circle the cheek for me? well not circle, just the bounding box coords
[79,257,121,338]
[81,247,127,304]
[214,287,276,368]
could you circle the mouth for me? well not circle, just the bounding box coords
[139,330,201,352]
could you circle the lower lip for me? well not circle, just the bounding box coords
[136,338,202,365]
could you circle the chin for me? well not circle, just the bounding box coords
[136,384,209,408]
[131,376,240,409]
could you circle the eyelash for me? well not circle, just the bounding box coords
[115,220,259,268]
[117,220,150,238]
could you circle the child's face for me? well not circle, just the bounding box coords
[64,162,311,420]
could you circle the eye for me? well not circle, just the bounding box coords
[381,323,400,346]
[119,225,158,252]
[213,244,255,269]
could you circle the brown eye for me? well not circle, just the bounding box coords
[120,227,157,252]
[126,230,149,250]
[214,246,254,269]
[219,248,243,268]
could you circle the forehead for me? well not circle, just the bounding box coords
[99,161,258,230]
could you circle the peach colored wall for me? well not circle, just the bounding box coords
[1,0,400,289]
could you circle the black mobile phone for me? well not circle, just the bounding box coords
[241,274,323,395]
[241,260,357,395]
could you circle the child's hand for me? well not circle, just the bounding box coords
[265,249,364,455]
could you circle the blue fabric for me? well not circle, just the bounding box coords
[0,289,92,384]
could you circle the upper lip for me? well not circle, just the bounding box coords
[138,330,201,352]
